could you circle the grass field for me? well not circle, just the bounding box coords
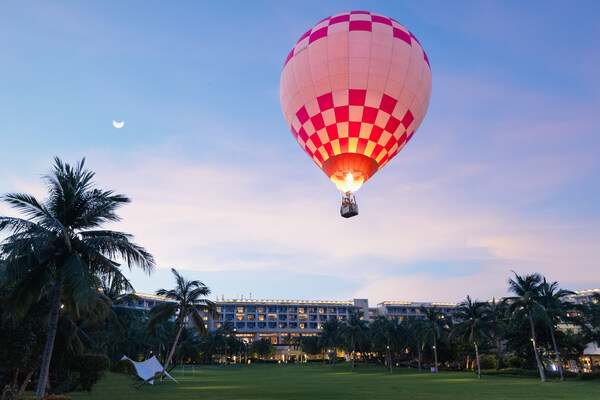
[68,363,600,400]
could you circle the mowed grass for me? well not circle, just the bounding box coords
[69,363,600,400]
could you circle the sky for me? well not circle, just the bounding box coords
[0,1,599,305]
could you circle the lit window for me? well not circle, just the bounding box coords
[237,307,244,313]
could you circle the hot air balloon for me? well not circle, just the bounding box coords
[279,11,432,217]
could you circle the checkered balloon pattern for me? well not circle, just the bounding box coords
[280,11,432,192]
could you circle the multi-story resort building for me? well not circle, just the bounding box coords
[122,289,600,365]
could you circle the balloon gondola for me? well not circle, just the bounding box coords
[279,11,432,218]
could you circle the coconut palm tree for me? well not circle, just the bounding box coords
[319,319,340,367]
[421,307,447,373]
[506,272,547,382]
[0,157,155,397]
[451,296,491,379]
[371,316,401,373]
[403,317,427,372]
[338,313,369,372]
[538,278,574,381]
[484,298,508,370]
[138,268,215,387]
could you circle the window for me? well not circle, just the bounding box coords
[236,322,244,329]
[247,322,255,329]
[309,315,317,321]
[299,315,307,321]
[318,307,325,314]
[289,314,297,321]
[338,307,346,313]
[258,322,266,328]
[338,315,346,321]
[268,314,277,321]
[215,322,222,329]
[216,306,222,313]
[279,322,287,329]
[309,323,317,329]
[328,307,336,313]
[226,314,234,321]
[278,306,288,313]
[319,315,327,321]
[247,314,255,321]
[308,307,317,313]
[258,314,266,321]
[247,306,256,313]
[318,323,323,329]
[299,323,306,329]
[258,306,266,313]
[268,322,276,329]
[268,306,277,313]
[225,306,235,312]
[236,314,245,321]
[298,307,305,313]
[279,314,287,321]
[289,307,297,313]
[237,306,244,313]
[289,322,298,329]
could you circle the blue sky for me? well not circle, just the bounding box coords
[1,1,599,303]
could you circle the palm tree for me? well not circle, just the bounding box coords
[451,296,491,379]
[538,278,574,381]
[485,298,508,370]
[0,157,155,397]
[403,317,427,372]
[138,268,215,386]
[506,272,546,382]
[319,319,341,367]
[338,313,369,372]
[421,307,447,373]
[371,316,400,373]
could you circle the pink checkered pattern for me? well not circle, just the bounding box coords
[280,11,432,174]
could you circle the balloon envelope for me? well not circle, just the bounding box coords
[280,11,432,193]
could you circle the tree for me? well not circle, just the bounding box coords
[0,157,155,397]
[506,272,547,382]
[371,316,401,373]
[319,319,340,367]
[250,339,274,362]
[451,296,491,379]
[338,313,369,372]
[538,278,574,381]
[138,268,215,387]
[485,298,508,370]
[403,317,427,372]
[421,307,447,373]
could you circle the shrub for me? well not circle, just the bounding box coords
[22,396,72,400]
[505,355,526,368]
[113,358,136,375]
[579,370,600,381]
[480,355,497,370]
[74,354,110,391]
[481,368,578,379]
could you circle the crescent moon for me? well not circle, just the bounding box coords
[113,120,125,129]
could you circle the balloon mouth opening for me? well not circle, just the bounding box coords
[321,153,379,194]
[331,172,365,193]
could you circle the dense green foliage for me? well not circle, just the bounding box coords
[73,354,109,391]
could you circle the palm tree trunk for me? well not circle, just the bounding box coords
[417,344,422,372]
[351,345,355,372]
[18,368,36,398]
[433,336,438,373]
[549,327,564,381]
[529,313,547,382]
[36,270,63,398]
[333,346,337,367]
[387,346,393,373]
[495,339,502,370]
[466,354,470,370]
[474,342,481,379]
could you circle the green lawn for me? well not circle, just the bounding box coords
[69,363,600,400]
